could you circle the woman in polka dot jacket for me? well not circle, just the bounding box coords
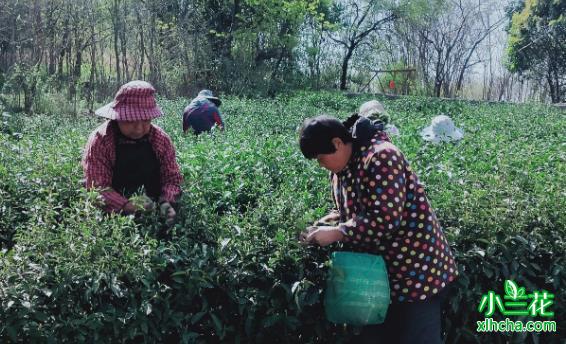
[299,114,458,343]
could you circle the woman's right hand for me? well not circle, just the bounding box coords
[121,201,138,215]
[299,225,344,247]
[314,211,340,225]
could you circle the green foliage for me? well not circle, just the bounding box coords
[506,0,566,101]
[222,0,333,96]
[0,93,564,342]
[1,63,41,112]
[0,63,86,116]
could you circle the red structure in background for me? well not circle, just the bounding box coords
[389,79,396,90]
[361,68,415,95]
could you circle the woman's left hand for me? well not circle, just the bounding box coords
[160,202,176,226]
[299,226,344,247]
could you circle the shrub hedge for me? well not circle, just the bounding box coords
[1,92,564,342]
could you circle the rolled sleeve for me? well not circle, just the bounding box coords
[212,110,224,128]
[82,129,128,213]
[149,126,183,204]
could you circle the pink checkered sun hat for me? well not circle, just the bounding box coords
[95,80,163,121]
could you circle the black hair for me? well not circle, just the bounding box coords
[299,115,353,159]
[209,98,222,107]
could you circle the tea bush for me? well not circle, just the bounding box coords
[0,92,564,343]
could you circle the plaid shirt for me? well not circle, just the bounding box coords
[82,121,182,213]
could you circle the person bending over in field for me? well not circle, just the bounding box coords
[82,80,182,224]
[182,89,224,135]
[359,99,400,137]
[298,114,458,344]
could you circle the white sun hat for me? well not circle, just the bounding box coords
[421,115,464,143]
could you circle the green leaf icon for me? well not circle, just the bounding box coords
[517,287,526,297]
[505,280,519,299]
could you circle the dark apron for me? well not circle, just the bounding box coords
[111,125,161,200]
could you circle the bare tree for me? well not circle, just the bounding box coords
[393,0,505,98]
[328,0,396,90]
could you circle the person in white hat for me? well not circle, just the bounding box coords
[82,80,182,223]
[358,100,400,136]
[421,115,464,143]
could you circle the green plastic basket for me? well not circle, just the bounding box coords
[324,251,390,326]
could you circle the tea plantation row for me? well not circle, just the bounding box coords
[0,92,564,343]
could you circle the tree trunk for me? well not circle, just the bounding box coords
[135,6,145,80]
[112,0,121,85]
[9,15,17,68]
[417,35,430,95]
[315,30,323,90]
[88,22,96,111]
[546,56,559,103]
[120,0,129,82]
[148,11,157,86]
[58,24,68,82]
[554,68,562,103]
[547,73,559,103]
[69,36,82,103]
[23,82,32,113]
[434,61,443,98]
[268,48,285,96]
[23,65,40,113]
[45,0,56,75]
[340,46,355,90]
[32,0,43,65]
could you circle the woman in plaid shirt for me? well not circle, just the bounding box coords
[82,81,182,223]
[299,114,457,343]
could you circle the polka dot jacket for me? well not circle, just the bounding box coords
[333,133,458,303]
